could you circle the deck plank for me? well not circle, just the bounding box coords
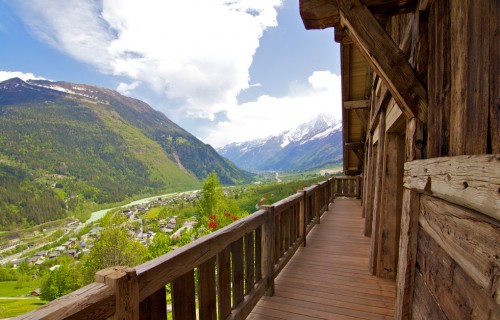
[247,199,396,319]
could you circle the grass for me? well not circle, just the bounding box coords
[0,280,45,319]
[143,207,162,219]
[0,298,45,319]
[0,280,42,298]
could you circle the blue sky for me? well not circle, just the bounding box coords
[0,0,341,147]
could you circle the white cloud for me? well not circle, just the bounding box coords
[116,81,141,95]
[0,71,45,82]
[14,0,282,118]
[204,71,342,148]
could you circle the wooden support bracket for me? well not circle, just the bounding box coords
[338,0,428,124]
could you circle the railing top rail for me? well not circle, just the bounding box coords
[15,282,115,320]
[136,208,268,301]
[272,192,303,213]
[334,175,358,180]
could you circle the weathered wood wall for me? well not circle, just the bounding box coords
[348,0,500,319]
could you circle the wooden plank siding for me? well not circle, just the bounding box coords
[247,199,396,319]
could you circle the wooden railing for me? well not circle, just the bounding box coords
[15,176,359,320]
[333,175,362,199]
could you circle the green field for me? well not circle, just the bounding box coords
[0,298,45,319]
[0,280,45,319]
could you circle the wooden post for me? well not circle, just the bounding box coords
[356,175,361,199]
[363,133,374,236]
[369,108,386,275]
[376,132,405,279]
[395,117,424,319]
[262,206,275,296]
[299,190,306,247]
[95,267,139,320]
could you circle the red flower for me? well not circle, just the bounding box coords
[232,216,238,221]
[209,214,216,220]
[208,221,217,229]
[265,194,269,197]
[224,212,230,217]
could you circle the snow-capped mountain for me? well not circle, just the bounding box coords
[217,114,343,172]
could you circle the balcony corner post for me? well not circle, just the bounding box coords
[95,267,140,320]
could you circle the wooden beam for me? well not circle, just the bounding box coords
[300,0,418,30]
[344,141,365,150]
[344,99,369,109]
[338,0,428,124]
[404,154,500,220]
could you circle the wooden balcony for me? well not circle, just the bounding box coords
[248,199,395,320]
[15,176,393,320]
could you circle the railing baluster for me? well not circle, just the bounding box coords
[255,226,262,281]
[217,246,232,318]
[262,206,275,296]
[172,270,196,320]
[244,232,255,295]
[198,256,217,320]
[139,286,166,320]
[231,238,244,307]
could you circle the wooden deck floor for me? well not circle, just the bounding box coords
[247,199,396,320]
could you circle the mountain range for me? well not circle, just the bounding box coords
[217,114,343,172]
[0,78,251,228]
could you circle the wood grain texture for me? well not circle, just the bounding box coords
[217,246,232,319]
[95,267,139,320]
[377,133,404,279]
[416,228,500,319]
[198,256,216,320]
[490,0,500,153]
[14,283,115,320]
[249,199,396,320]
[419,195,500,303]
[427,0,451,158]
[172,270,195,320]
[139,286,166,320]
[404,154,500,220]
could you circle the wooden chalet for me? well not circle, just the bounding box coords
[14,0,498,319]
[301,0,499,318]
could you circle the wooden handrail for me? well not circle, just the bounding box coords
[14,176,350,320]
[333,175,362,198]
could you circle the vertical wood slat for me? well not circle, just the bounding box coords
[464,1,490,154]
[490,0,499,153]
[284,208,290,251]
[231,238,245,308]
[274,211,280,264]
[139,286,166,320]
[364,133,375,236]
[255,226,262,281]
[244,232,255,295]
[370,108,386,275]
[300,191,306,247]
[198,256,217,320]
[217,246,231,319]
[427,0,451,157]
[172,270,196,320]
[262,206,275,296]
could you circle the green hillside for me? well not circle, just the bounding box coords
[0,78,252,228]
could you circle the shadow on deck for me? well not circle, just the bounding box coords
[248,199,396,320]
